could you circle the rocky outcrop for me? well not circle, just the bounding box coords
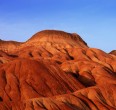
[110,50,116,56]
[0,30,116,110]
[0,39,22,53]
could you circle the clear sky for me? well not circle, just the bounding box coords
[0,0,116,52]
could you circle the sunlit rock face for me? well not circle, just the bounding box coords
[0,39,22,53]
[27,30,87,47]
[0,30,116,110]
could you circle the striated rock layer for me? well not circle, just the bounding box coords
[0,30,116,110]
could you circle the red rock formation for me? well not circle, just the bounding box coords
[110,50,116,56]
[0,30,116,110]
[0,39,22,54]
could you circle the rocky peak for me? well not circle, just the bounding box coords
[26,30,88,48]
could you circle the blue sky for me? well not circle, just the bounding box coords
[0,0,116,52]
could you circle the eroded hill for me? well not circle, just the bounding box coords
[0,30,116,110]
